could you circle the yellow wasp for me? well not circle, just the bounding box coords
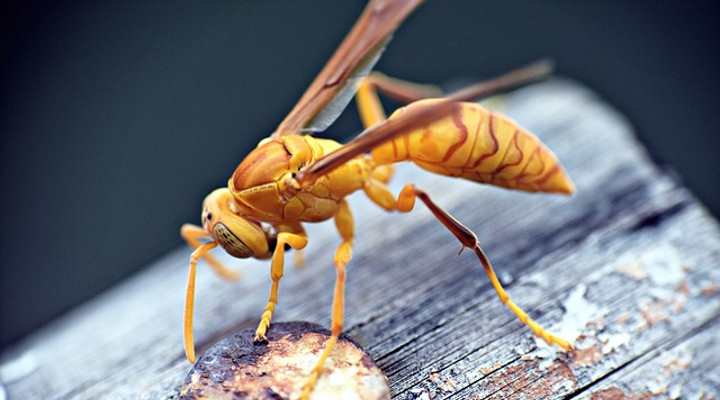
[180,0,574,397]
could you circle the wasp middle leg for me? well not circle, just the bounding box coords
[253,224,308,343]
[300,200,354,400]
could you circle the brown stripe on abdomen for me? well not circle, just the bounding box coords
[370,100,574,195]
[441,110,470,162]
[471,112,500,168]
[395,102,574,195]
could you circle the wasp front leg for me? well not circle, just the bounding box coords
[183,241,218,363]
[276,224,307,270]
[253,225,308,343]
[180,224,240,281]
[300,200,354,400]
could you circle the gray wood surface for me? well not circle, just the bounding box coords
[2,80,719,400]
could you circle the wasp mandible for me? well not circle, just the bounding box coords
[180,1,574,397]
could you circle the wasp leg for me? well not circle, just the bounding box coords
[396,184,572,350]
[180,224,240,281]
[363,178,396,211]
[183,241,218,363]
[365,72,443,105]
[371,164,394,184]
[364,61,552,107]
[356,78,396,187]
[356,75,388,128]
[276,223,307,269]
[300,200,354,400]
[253,231,308,343]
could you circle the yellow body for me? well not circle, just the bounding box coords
[228,135,373,224]
[176,3,578,398]
[373,99,574,194]
[226,100,572,231]
[181,73,574,400]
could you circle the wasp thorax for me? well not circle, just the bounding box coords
[213,223,254,258]
[230,139,291,192]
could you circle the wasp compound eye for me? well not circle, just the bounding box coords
[213,223,253,258]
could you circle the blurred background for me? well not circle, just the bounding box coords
[1,0,718,350]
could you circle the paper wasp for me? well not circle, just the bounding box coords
[180,0,574,397]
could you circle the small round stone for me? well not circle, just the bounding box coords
[179,322,390,400]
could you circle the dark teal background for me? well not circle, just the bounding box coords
[2,1,719,349]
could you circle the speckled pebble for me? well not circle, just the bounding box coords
[179,322,390,400]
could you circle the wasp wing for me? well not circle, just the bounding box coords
[297,98,459,184]
[274,0,423,137]
[303,40,387,133]
[296,60,556,184]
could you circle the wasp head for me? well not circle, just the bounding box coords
[201,188,271,259]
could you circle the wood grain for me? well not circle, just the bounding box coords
[2,80,719,399]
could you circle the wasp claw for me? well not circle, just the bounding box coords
[253,334,268,345]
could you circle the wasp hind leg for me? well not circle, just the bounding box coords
[381,184,572,350]
[253,227,308,343]
[359,72,443,116]
[300,200,354,400]
[361,61,552,107]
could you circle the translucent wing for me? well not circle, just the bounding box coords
[303,40,387,133]
[297,98,459,184]
[296,60,556,184]
[274,0,423,136]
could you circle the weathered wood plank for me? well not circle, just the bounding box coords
[575,316,720,399]
[437,206,720,400]
[1,80,719,400]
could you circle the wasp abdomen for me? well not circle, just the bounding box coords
[371,100,574,195]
